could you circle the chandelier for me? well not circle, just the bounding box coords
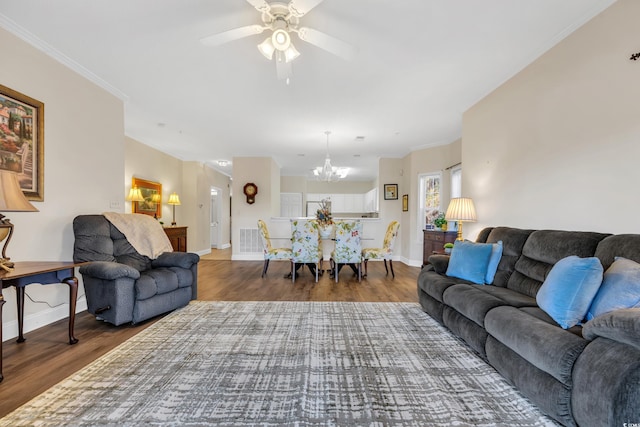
[313,131,349,182]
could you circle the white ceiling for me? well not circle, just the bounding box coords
[0,0,615,180]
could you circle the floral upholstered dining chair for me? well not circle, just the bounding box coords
[257,220,292,277]
[362,220,400,278]
[290,219,323,283]
[330,220,362,282]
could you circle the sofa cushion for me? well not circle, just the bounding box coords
[485,306,588,385]
[536,256,604,329]
[417,269,474,302]
[519,307,583,337]
[443,284,537,328]
[594,234,640,270]
[582,308,640,351]
[445,240,493,284]
[484,227,534,288]
[508,230,609,297]
[586,257,640,320]
[485,241,503,284]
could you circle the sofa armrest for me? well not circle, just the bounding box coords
[152,252,200,269]
[582,308,640,351]
[79,261,141,280]
[428,255,450,275]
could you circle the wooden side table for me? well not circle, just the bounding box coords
[164,226,188,252]
[423,230,457,267]
[0,261,82,381]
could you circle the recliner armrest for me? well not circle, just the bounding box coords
[152,252,200,269]
[582,308,640,351]
[428,254,450,275]
[79,261,141,280]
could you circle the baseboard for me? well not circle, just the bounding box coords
[219,243,231,250]
[2,298,88,342]
[195,248,211,256]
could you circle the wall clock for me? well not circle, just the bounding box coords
[243,182,258,204]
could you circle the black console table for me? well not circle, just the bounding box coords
[0,261,82,381]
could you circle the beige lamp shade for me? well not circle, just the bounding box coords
[0,171,38,212]
[168,193,181,206]
[445,197,477,241]
[126,186,144,202]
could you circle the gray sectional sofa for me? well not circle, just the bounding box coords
[417,226,640,427]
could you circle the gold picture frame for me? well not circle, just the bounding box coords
[402,194,408,211]
[132,177,162,218]
[0,84,44,201]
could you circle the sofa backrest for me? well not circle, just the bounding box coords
[595,234,640,270]
[483,227,534,287]
[73,214,152,272]
[507,230,610,298]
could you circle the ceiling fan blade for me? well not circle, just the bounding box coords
[245,0,271,13]
[297,27,357,60]
[288,0,325,17]
[200,25,265,47]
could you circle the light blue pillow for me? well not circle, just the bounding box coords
[485,241,503,284]
[586,257,640,321]
[445,240,493,284]
[536,256,604,329]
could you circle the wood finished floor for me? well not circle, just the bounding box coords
[0,255,420,417]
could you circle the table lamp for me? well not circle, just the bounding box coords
[167,192,181,226]
[445,197,477,241]
[0,170,39,271]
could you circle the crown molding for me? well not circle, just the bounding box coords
[0,13,129,102]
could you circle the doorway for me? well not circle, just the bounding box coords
[210,187,221,248]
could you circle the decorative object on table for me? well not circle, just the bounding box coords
[315,198,333,238]
[313,131,348,182]
[444,242,454,254]
[362,220,400,278]
[167,192,181,226]
[243,182,258,204]
[257,219,292,278]
[402,194,408,212]
[0,170,38,271]
[131,177,162,218]
[445,197,477,241]
[0,84,44,201]
[434,212,448,231]
[383,184,398,200]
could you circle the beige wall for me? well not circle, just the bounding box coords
[463,0,640,239]
[125,137,232,253]
[0,27,125,339]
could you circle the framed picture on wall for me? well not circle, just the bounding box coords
[132,177,162,218]
[0,84,45,201]
[384,184,398,200]
[402,194,408,211]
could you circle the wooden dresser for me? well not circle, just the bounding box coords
[423,230,457,266]
[164,226,188,252]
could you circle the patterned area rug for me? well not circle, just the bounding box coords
[1,302,559,426]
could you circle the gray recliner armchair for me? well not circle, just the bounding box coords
[73,214,199,326]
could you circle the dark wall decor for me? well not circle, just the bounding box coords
[0,84,44,201]
[630,52,640,61]
[384,184,398,200]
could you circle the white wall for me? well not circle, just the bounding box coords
[0,27,125,340]
[463,0,640,239]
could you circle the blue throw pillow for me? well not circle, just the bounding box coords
[484,241,503,284]
[536,256,604,329]
[586,257,640,321]
[445,240,493,284]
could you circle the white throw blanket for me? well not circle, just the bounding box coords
[103,212,173,259]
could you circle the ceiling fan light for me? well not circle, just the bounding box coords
[284,43,300,63]
[271,29,291,51]
[257,37,275,60]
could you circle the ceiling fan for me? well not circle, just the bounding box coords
[200,0,356,82]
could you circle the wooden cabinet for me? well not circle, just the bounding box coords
[423,230,457,266]
[164,226,188,252]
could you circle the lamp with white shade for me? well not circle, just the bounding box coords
[445,197,477,241]
[0,170,38,271]
[167,192,181,226]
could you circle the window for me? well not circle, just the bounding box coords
[450,165,462,199]
[418,172,442,238]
